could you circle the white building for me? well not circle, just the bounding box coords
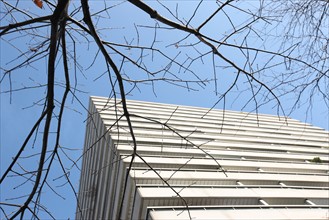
[76,96,329,220]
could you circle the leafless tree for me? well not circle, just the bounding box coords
[261,0,329,113]
[0,0,328,219]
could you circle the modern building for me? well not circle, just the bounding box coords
[76,96,329,220]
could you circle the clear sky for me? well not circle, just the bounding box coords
[1,1,328,219]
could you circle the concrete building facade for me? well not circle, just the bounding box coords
[76,96,329,219]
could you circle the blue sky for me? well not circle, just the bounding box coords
[1,1,328,219]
